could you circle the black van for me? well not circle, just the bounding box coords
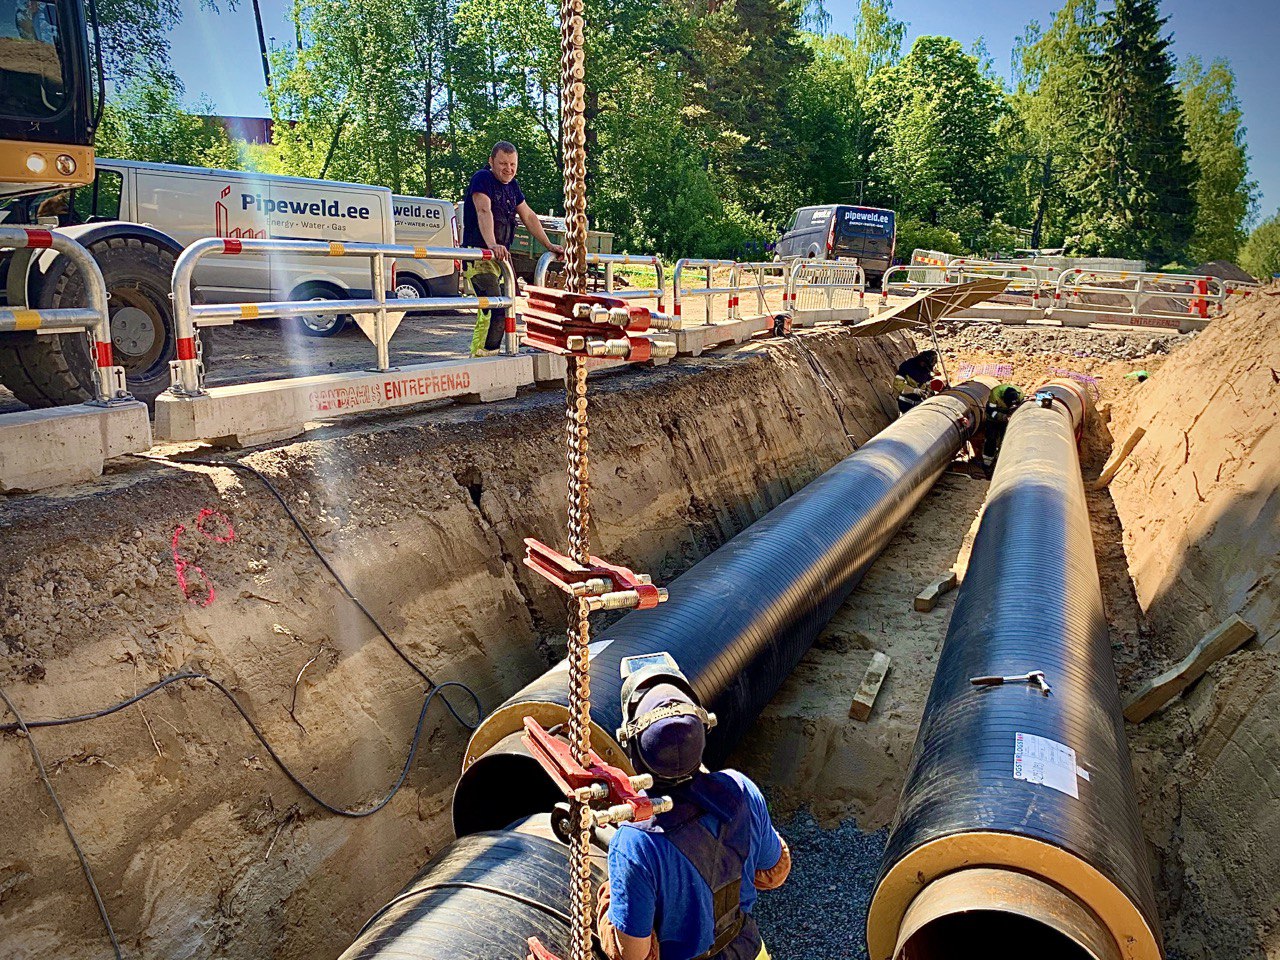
[775,204,896,285]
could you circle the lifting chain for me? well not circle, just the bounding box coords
[560,0,594,954]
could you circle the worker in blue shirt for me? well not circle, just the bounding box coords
[596,654,791,960]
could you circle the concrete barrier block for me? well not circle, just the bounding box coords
[0,401,152,493]
[153,355,535,447]
[529,352,668,384]
[673,316,773,356]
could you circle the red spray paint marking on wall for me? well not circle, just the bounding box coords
[171,509,237,606]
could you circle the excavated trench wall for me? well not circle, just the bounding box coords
[1102,291,1280,960]
[0,330,910,960]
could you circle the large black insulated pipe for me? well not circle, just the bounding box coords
[339,817,607,960]
[454,380,992,836]
[867,382,1161,960]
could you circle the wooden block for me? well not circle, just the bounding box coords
[1090,427,1146,489]
[915,570,959,612]
[1124,614,1256,723]
[849,652,891,721]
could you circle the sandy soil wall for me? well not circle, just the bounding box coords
[0,330,910,960]
[1104,290,1280,959]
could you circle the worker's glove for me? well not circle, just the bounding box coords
[754,836,792,890]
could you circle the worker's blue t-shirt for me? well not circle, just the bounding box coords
[607,770,783,960]
[462,167,525,249]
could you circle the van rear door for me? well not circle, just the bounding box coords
[833,206,894,277]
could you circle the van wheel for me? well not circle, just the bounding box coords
[292,283,350,337]
[0,236,179,410]
[394,274,428,300]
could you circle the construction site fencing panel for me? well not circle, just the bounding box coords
[533,252,666,310]
[671,258,737,326]
[0,226,129,404]
[786,260,866,324]
[168,237,519,397]
[945,259,1056,309]
[1050,268,1231,331]
[729,261,789,320]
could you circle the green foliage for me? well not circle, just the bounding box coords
[1068,0,1196,264]
[1178,57,1258,264]
[864,37,1009,225]
[98,0,1253,266]
[894,219,963,258]
[1239,211,1280,280]
[96,72,241,169]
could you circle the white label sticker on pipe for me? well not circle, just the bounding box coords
[1013,732,1080,799]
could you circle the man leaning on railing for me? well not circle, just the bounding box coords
[461,141,564,357]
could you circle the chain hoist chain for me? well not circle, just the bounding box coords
[559,0,594,946]
[560,0,588,295]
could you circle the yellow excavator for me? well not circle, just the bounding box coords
[1,0,183,408]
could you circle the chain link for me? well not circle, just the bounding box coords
[560,0,588,295]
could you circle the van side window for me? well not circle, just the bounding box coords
[71,169,123,222]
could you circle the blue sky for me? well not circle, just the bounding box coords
[169,0,1279,221]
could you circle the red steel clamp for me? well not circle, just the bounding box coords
[522,717,672,827]
[523,285,677,363]
[524,538,667,612]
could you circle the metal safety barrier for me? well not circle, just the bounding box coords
[880,263,953,305]
[944,259,1056,309]
[786,259,867,325]
[671,258,736,325]
[533,251,666,311]
[1048,267,1232,332]
[729,261,790,320]
[0,226,129,404]
[0,227,151,494]
[154,237,532,447]
[168,237,520,396]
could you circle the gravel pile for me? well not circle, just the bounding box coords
[936,321,1190,362]
[754,810,889,960]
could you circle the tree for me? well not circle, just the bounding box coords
[96,72,241,168]
[1011,0,1099,246]
[1068,0,1196,264]
[790,0,904,206]
[1239,211,1280,281]
[865,36,1009,224]
[1178,56,1258,264]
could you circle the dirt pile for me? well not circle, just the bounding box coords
[0,329,910,960]
[1102,286,1280,959]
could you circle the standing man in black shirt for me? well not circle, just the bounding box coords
[461,141,564,356]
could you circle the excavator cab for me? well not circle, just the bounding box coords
[0,0,98,199]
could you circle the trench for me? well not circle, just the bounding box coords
[2,297,1279,960]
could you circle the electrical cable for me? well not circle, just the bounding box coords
[130,452,480,731]
[0,671,480,818]
[0,687,124,960]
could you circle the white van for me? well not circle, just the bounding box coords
[96,159,395,335]
[392,195,459,298]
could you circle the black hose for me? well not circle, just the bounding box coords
[867,382,1160,960]
[0,671,479,819]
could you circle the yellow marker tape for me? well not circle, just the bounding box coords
[477,297,491,309]
[329,242,346,257]
[11,309,41,330]
[240,303,260,319]
[414,246,428,259]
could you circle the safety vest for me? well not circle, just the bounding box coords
[638,773,763,960]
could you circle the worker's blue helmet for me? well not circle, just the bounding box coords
[617,654,717,783]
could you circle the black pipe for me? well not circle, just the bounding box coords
[867,382,1161,960]
[338,818,606,960]
[338,381,991,960]
[454,380,991,836]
